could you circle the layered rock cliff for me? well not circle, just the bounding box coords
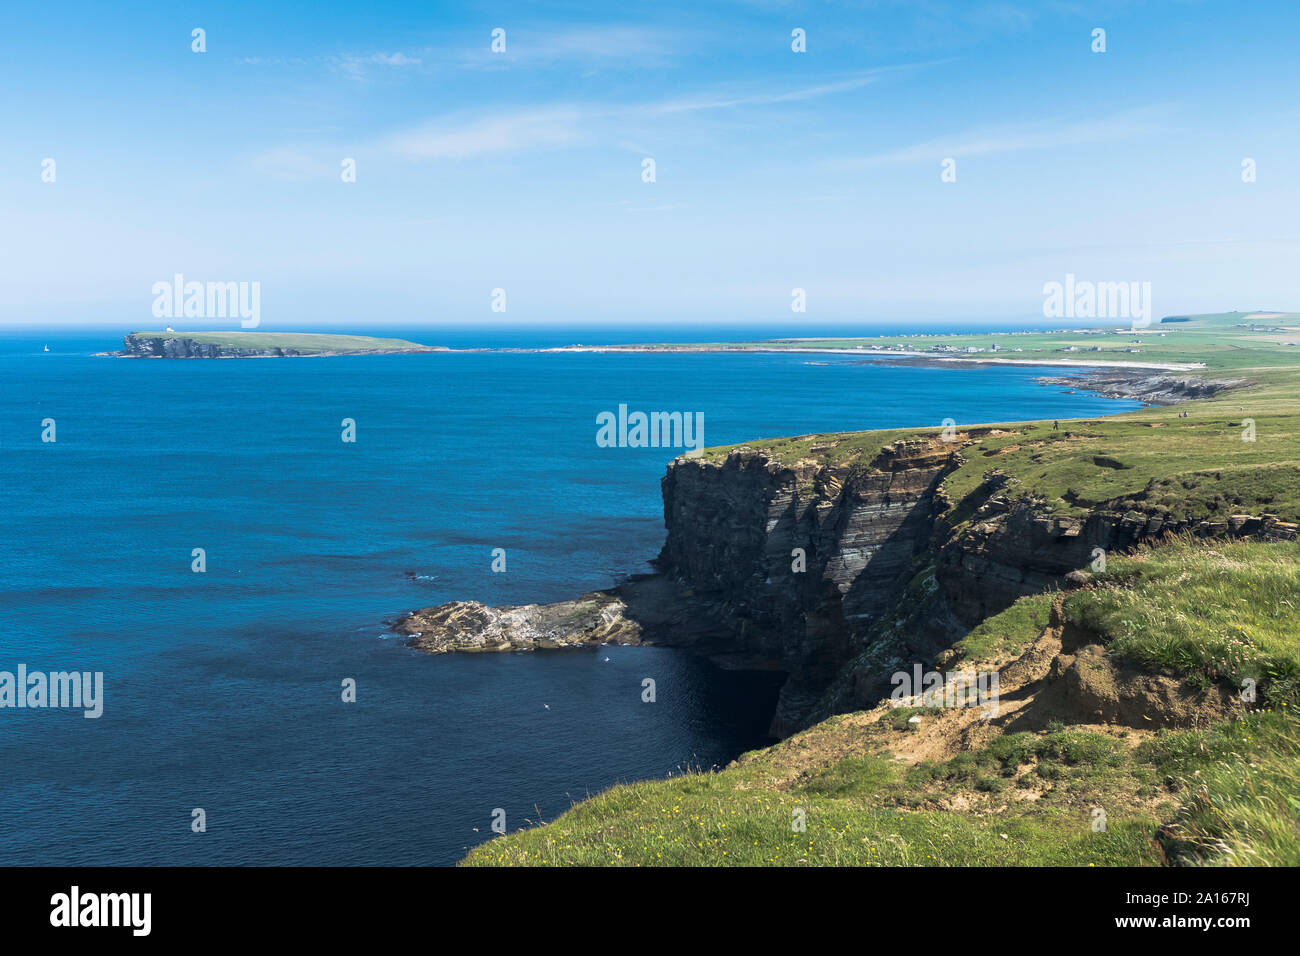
[654,439,960,733]
[120,334,306,358]
[401,437,966,736]
[935,482,1298,626]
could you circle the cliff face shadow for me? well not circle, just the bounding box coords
[612,573,785,668]
[722,454,959,734]
[611,572,790,735]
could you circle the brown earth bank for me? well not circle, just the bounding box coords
[731,594,1243,791]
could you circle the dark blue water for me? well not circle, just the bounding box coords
[0,329,1140,865]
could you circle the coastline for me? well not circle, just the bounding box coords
[1032,368,1249,405]
[535,344,1207,373]
[395,359,1245,662]
[392,348,1248,658]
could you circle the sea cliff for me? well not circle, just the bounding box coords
[400,405,1299,737]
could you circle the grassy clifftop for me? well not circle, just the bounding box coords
[123,330,433,354]
[464,539,1300,867]
[699,391,1300,530]
[463,313,1300,867]
[697,315,1300,529]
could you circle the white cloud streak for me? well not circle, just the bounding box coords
[381,108,588,160]
[846,106,1168,166]
[372,70,911,162]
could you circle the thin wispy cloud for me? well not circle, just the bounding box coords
[11,1,1295,324]
[462,25,684,69]
[368,69,922,162]
[381,107,588,160]
[625,202,690,212]
[846,106,1169,166]
[648,70,903,114]
[242,27,678,80]
[336,51,424,75]
[240,50,426,77]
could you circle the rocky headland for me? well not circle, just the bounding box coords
[399,420,1298,737]
[1033,368,1251,405]
[113,331,439,358]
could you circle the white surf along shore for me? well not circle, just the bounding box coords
[540,344,1206,373]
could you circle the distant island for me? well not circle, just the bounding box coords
[108,330,440,358]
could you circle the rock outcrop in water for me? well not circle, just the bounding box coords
[396,575,742,657]
[1034,369,1250,405]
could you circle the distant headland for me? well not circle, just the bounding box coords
[104,331,441,359]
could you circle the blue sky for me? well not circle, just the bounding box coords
[3,0,1299,329]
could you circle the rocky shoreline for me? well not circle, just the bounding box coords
[1032,368,1251,405]
[394,574,769,661]
[545,342,1207,372]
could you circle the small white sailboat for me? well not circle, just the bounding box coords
[43,344,49,352]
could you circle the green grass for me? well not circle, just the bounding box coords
[943,592,1056,668]
[907,728,1126,795]
[939,414,1300,524]
[1142,711,1300,866]
[459,713,1257,867]
[1066,538,1300,705]
[694,429,912,466]
[462,705,1300,867]
[461,752,1165,867]
[885,705,944,732]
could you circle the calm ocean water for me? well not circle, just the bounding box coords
[0,328,1140,865]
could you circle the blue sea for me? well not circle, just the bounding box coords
[0,327,1141,865]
